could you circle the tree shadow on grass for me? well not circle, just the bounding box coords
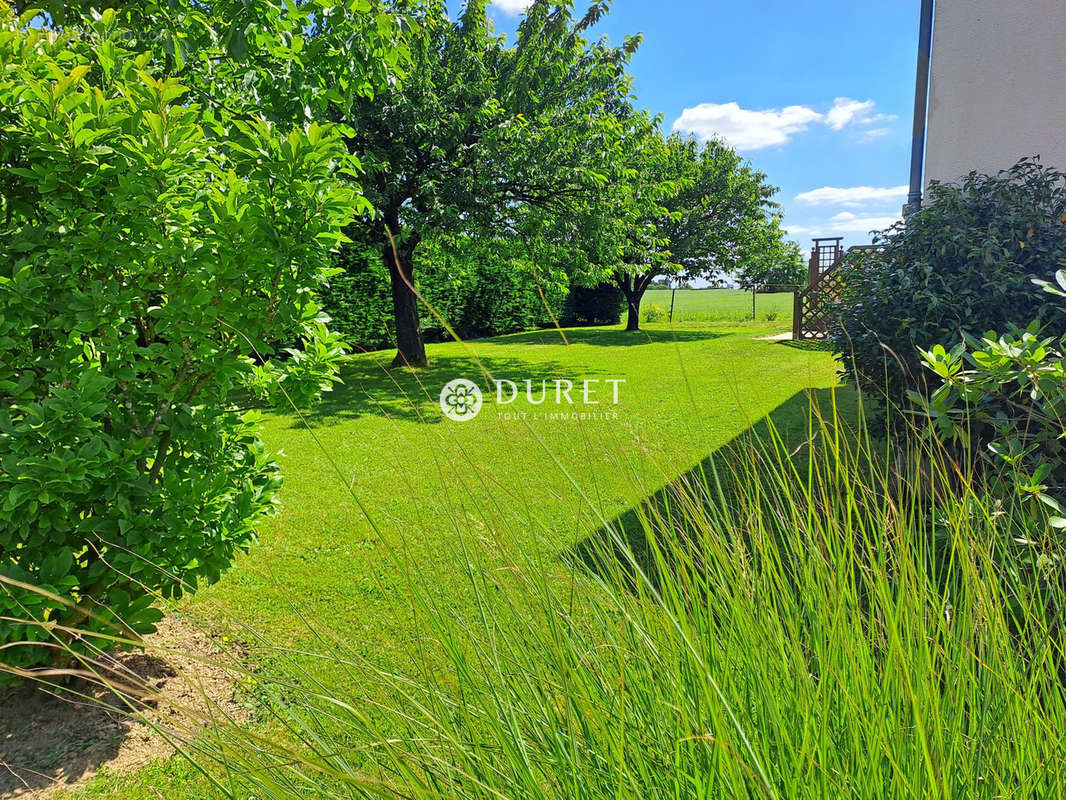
[300,326,729,427]
[566,387,858,589]
[779,338,833,352]
[301,352,609,427]
[490,327,729,347]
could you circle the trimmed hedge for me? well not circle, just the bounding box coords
[560,283,626,326]
[319,235,570,349]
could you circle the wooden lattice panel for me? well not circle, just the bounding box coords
[796,266,844,339]
[793,243,881,340]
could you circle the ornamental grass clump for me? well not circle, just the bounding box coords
[101,392,1066,799]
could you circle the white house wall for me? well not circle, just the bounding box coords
[925,0,1066,185]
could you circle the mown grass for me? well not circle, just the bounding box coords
[98,375,1066,799]
[60,321,834,798]
[56,315,1066,799]
[643,288,793,322]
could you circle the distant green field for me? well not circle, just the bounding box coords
[643,288,793,322]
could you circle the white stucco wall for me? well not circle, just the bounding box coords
[925,0,1066,185]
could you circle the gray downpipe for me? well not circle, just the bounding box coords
[907,0,935,215]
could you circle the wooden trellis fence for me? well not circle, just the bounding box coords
[793,238,882,340]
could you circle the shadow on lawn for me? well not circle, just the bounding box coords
[303,351,608,426]
[567,387,854,588]
[779,338,833,352]
[304,325,731,427]
[304,324,723,426]
[0,679,149,797]
[496,327,728,347]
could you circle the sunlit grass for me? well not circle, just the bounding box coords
[45,322,834,798]
[643,288,793,322]
[21,319,1066,798]
[150,387,1066,799]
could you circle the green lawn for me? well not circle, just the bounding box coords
[69,322,837,798]
[642,288,794,322]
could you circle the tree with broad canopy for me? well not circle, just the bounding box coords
[565,117,783,331]
[339,0,639,366]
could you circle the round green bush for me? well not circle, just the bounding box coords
[0,18,354,673]
[643,303,667,323]
[830,159,1066,401]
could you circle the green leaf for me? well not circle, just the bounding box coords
[54,65,90,99]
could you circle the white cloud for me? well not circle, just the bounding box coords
[672,97,898,151]
[785,211,901,241]
[825,211,900,234]
[826,98,871,130]
[671,102,824,150]
[860,127,892,142]
[826,97,897,131]
[491,0,532,14]
[795,185,909,207]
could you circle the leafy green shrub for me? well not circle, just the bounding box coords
[642,303,666,323]
[831,159,1066,401]
[0,15,356,672]
[764,310,779,322]
[317,245,395,351]
[560,283,626,326]
[914,271,1066,533]
[417,236,568,341]
[319,235,568,349]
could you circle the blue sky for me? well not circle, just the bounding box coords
[481,0,922,249]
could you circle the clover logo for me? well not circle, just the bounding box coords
[439,378,483,421]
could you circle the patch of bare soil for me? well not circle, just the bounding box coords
[0,615,248,799]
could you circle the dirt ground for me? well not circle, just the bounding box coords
[0,616,247,799]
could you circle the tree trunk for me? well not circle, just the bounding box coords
[382,217,427,368]
[625,296,641,331]
[616,272,647,332]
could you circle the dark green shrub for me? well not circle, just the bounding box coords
[830,159,1066,401]
[317,246,395,351]
[418,236,568,341]
[320,235,568,348]
[0,17,353,672]
[561,283,626,326]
